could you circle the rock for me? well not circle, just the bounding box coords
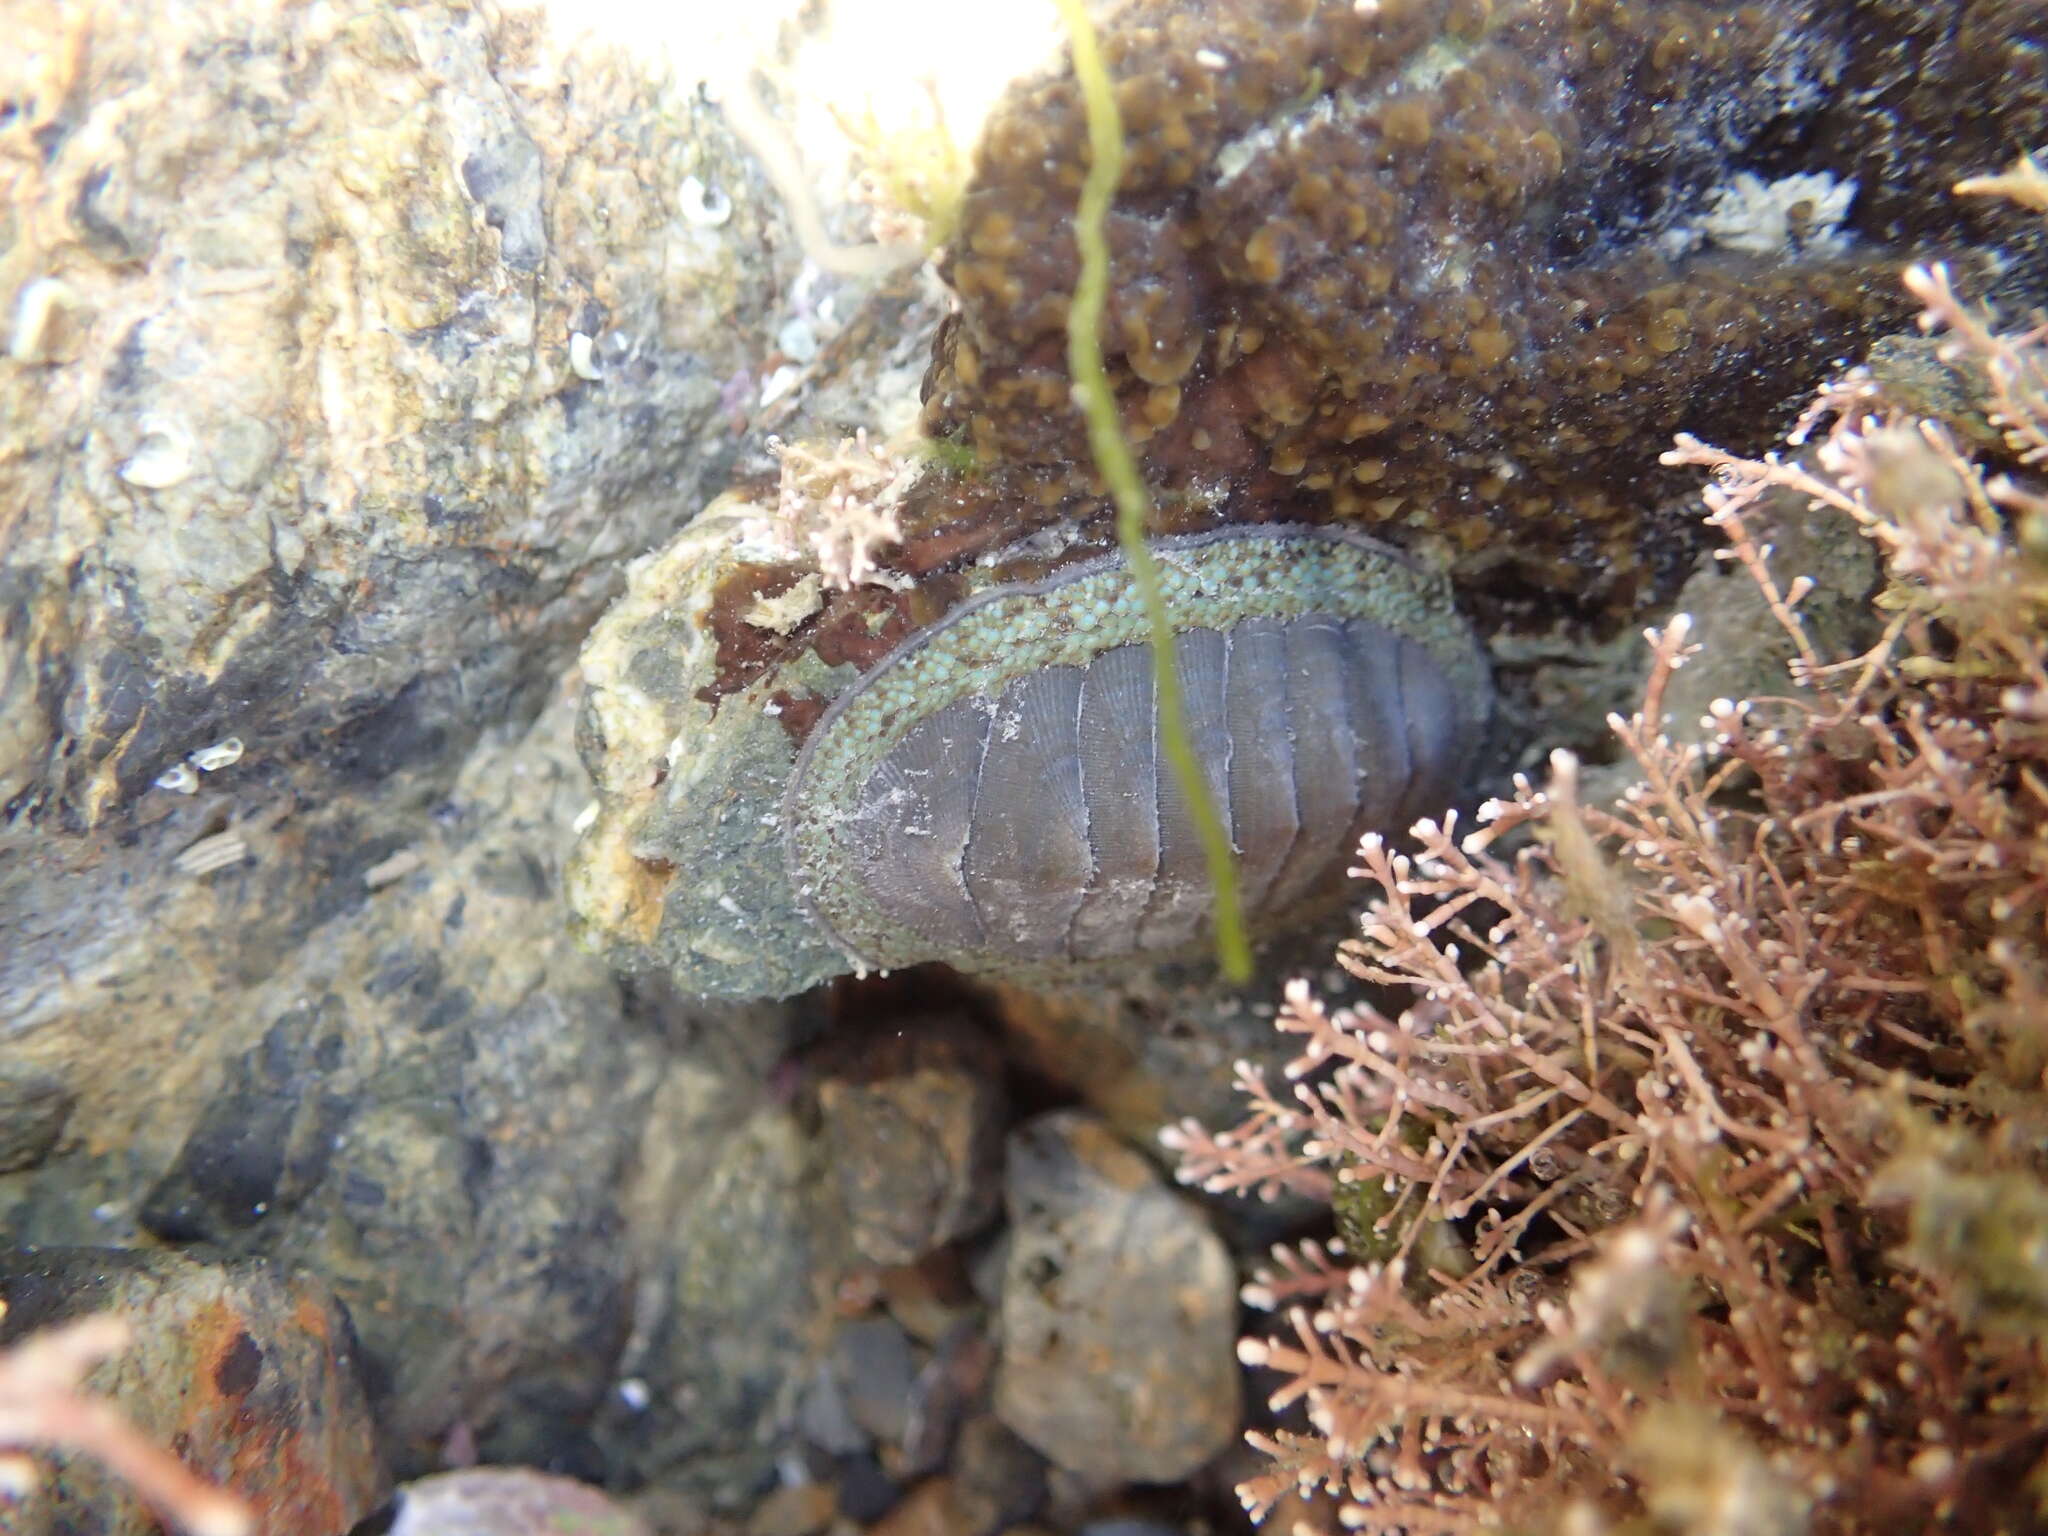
[389,1467,649,1536]
[992,1112,1240,1485]
[744,1478,837,1536]
[0,0,817,1486]
[836,1317,919,1447]
[2,694,678,1476]
[867,1478,959,1536]
[0,0,787,828]
[0,1067,73,1173]
[813,1017,1008,1268]
[798,1358,870,1458]
[877,1250,981,1346]
[592,1047,824,1510]
[0,1245,383,1536]
[0,680,825,1485]
[832,1451,903,1524]
[899,1321,994,1480]
[948,1416,1046,1536]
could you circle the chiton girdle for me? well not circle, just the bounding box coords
[782,524,1491,980]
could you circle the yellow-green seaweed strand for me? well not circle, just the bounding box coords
[1054,0,1252,983]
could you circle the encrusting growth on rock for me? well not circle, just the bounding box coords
[1167,209,2048,1532]
[0,1304,251,1536]
[699,0,2047,728]
[918,0,2047,621]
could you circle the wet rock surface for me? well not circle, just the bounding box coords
[0,0,819,1500]
[994,1112,1241,1485]
[0,0,783,830]
[4,1,2035,1534]
[0,1245,384,1536]
[812,1017,1010,1268]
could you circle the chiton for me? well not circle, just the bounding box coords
[783,525,1490,978]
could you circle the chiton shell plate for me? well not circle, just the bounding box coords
[783,525,1490,978]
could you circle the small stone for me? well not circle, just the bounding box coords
[391,1467,648,1535]
[836,1316,919,1447]
[798,1360,869,1457]
[992,1112,1240,1484]
[948,1416,1045,1536]
[745,1479,836,1536]
[878,1251,979,1345]
[833,1452,902,1525]
[900,1322,993,1479]
[814,1017,1008,1267]
[868,1478,957,1536]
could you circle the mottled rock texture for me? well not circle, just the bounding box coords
[0,1246,383,1536]
[0,0,831,1489]
[811,1015,1009,1268]
[994,1111,1240,1484]
[591,1007,824,1509]
[0,0,780,828]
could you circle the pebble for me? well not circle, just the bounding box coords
[991,1112,1240,1484]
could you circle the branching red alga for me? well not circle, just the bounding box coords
[1167,175,2048,1536]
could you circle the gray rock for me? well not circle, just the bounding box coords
[993,1111,1240,1485]
[0,0,786,827]
[836,1316,919,1447]
[0,14,804,1477]
[0,685,812,1481]
[798,1359,870,1457]
[0,1067,73,1173]
[592,1047,822,1510]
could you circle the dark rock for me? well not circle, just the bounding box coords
[836,1316,919,1447]
[948,1415,1046,1536]
[0,1245,384,1536]
[992,1112,1240,1485]
[833,1451,903,1525]
[877,1250,981,1346]
[900,1321,994,1479]
[0,1068,74,1173]
[0,694,691,1480]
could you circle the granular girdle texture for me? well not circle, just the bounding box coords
[783,526,1489,977]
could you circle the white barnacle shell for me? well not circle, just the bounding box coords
[679,175,733,228]
[120,416,197,489]
[189,736,245,772]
